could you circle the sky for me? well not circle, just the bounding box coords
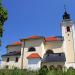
[0,0,75,58]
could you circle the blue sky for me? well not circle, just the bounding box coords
[0,0,75,57]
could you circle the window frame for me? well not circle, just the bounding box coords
[6,57,9,62]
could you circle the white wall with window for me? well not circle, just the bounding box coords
[1,56,21,69]
[27,58,41,70]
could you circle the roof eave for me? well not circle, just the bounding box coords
[45,40,64,42]
[20,36,45,41]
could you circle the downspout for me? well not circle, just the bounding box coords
[21,41,25,69]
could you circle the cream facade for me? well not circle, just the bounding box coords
[1,56,21,69]
[20,38,45,69]
[1,11,75,70]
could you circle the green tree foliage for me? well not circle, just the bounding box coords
[0,2,8,37]
[0,0,8,45]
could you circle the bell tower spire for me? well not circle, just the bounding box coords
[63,5,70,20]
[61,7,75,68]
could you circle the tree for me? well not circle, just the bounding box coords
[0,0,8,45]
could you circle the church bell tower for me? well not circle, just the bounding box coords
[61,10,75,68]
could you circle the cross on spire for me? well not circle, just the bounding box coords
[64,4,67,12]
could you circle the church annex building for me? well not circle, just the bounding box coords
[1,11,75,70]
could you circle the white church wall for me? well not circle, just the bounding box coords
[1,56,21,69]
[65,62,75,69]
[45,41,63,53]
[27,58,41,70]
[21,39,45,69]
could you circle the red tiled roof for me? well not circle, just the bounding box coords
[45,36,58,41]
[45,36,63,42]
[27,53,41,59]
[28,36,43,39]
[12,42,22,45]
[6,42,22,47]
[21,36,44,41]
[7,36,63,48]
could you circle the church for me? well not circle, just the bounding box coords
[1,11,75,70]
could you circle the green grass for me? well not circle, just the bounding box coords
[0,68,75,75]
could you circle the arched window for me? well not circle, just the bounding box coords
[46,50,53,54]
[68,67,74,70]
[57,65,62,70]
[49,65,55,70]
[44,49,54,57]
[28,47,36,52]
[66,26,70,32]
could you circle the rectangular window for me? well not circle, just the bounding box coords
[15,57,18,62]
[67,26,70,32]
[6,58,9,62]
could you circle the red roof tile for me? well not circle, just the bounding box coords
[28,36,42,39]
[6,42,22,47]
[45,36,58,41]
[45,36,63,42]
[27,53,41,59]
[21,36,44,41]
[12,42,22,45]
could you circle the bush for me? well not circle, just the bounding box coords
[0,68,75,75]
[38,67,48,75]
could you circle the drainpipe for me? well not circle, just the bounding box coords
[21,41,25,69]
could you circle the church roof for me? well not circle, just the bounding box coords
[2,51,21,57]
[27,53,41,59]
[12,42,22,45]
[6,36,63,47]
[21,35,63,41]
[28,36,44,39]
[45,36,64,42]
[21,35,44,41]
[42,53,66,62]
[6,42,22,47]
[63,11,70,20]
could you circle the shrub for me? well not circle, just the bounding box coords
[38,67,48,75]
[0,68,75,75]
